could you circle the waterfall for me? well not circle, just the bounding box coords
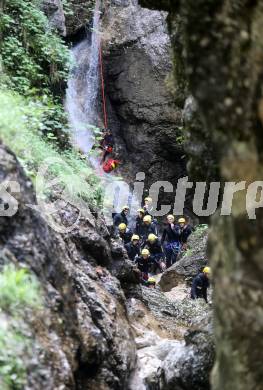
[65,0,138,215]
[66,0,101,157]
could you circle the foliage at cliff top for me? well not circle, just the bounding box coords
[0,0,69,95]
[0,0,71,143]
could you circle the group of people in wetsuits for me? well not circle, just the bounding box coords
[112,196,193,288]
[100,130,211,301]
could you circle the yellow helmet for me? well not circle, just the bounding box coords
[143,215,152,223]
[167,214,175,221]
[203,266,211,274]
[137,208,145,214]
[148,233,157,243]
[148,277,156,284]
[122,205,129,211]
[111,163,116,168]
[118,223,127,231]
[131,234,140,241]
[178,217,186,223]
[144,197,152,203]
[141,248,150,256]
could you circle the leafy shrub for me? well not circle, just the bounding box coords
[0,0,70,95]
[0,90,102,206]
[194,224,209,237]
[0,264,42,313]
[0,0,71,143]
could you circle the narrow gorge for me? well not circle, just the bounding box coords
[0,1,261,390]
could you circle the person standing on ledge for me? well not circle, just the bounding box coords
[191,267,211,303]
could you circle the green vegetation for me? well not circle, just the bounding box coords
[0,264,43,389]
[0,1,101,388]
[183,248,193,257]
[195,224,209,237]
[0,0,102,206]
[0,90,102,205]
[0,328,30,390]
[0,0,69,94]
[0,0,70,142]
[0,264,42,313]
[62,0,74,17]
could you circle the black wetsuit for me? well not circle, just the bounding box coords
[119,230,132,245]
[140,223,157,243]
[161,224,181,244]
[113,211,128,228]
[191,273,210,303]
[125,242,140,261]
[179,224,192,244]
[143,239,164,272]
[135,216,144,236]
[135,255,159,280]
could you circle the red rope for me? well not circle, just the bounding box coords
[99,43,108,129]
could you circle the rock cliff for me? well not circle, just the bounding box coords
[0,144,137,389]
[140,0,263,389]
[101,0,190,210]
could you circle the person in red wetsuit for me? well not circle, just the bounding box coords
[102,158,120,173]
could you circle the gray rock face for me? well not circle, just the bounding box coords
[0,144,137,389]
[163,325,214,390]
[65,0,95,36]
[128,287,214,389]
[182,96,219,184]
[101,0,189,209]
[42,0,66,35]
[140,1,263,389]
[42,0,95,37]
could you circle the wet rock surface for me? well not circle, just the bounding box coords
[42,0,95,37]
[0,142,214,388]
[159,225,209,292]
[140,0,263,389]
[101,0,190,209]
[42,0,66,35]
[15,2,217,388]
[0,144,137,389]
[128,285,214,389]
[65,0,95,37]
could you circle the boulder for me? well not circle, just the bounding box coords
[163,322,214,390]
[128,287,214,389]
[159,225,209,292]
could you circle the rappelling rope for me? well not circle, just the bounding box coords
[99,42,108,129]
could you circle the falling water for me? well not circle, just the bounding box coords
[66,0,101,156]
[65,0,138,216]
